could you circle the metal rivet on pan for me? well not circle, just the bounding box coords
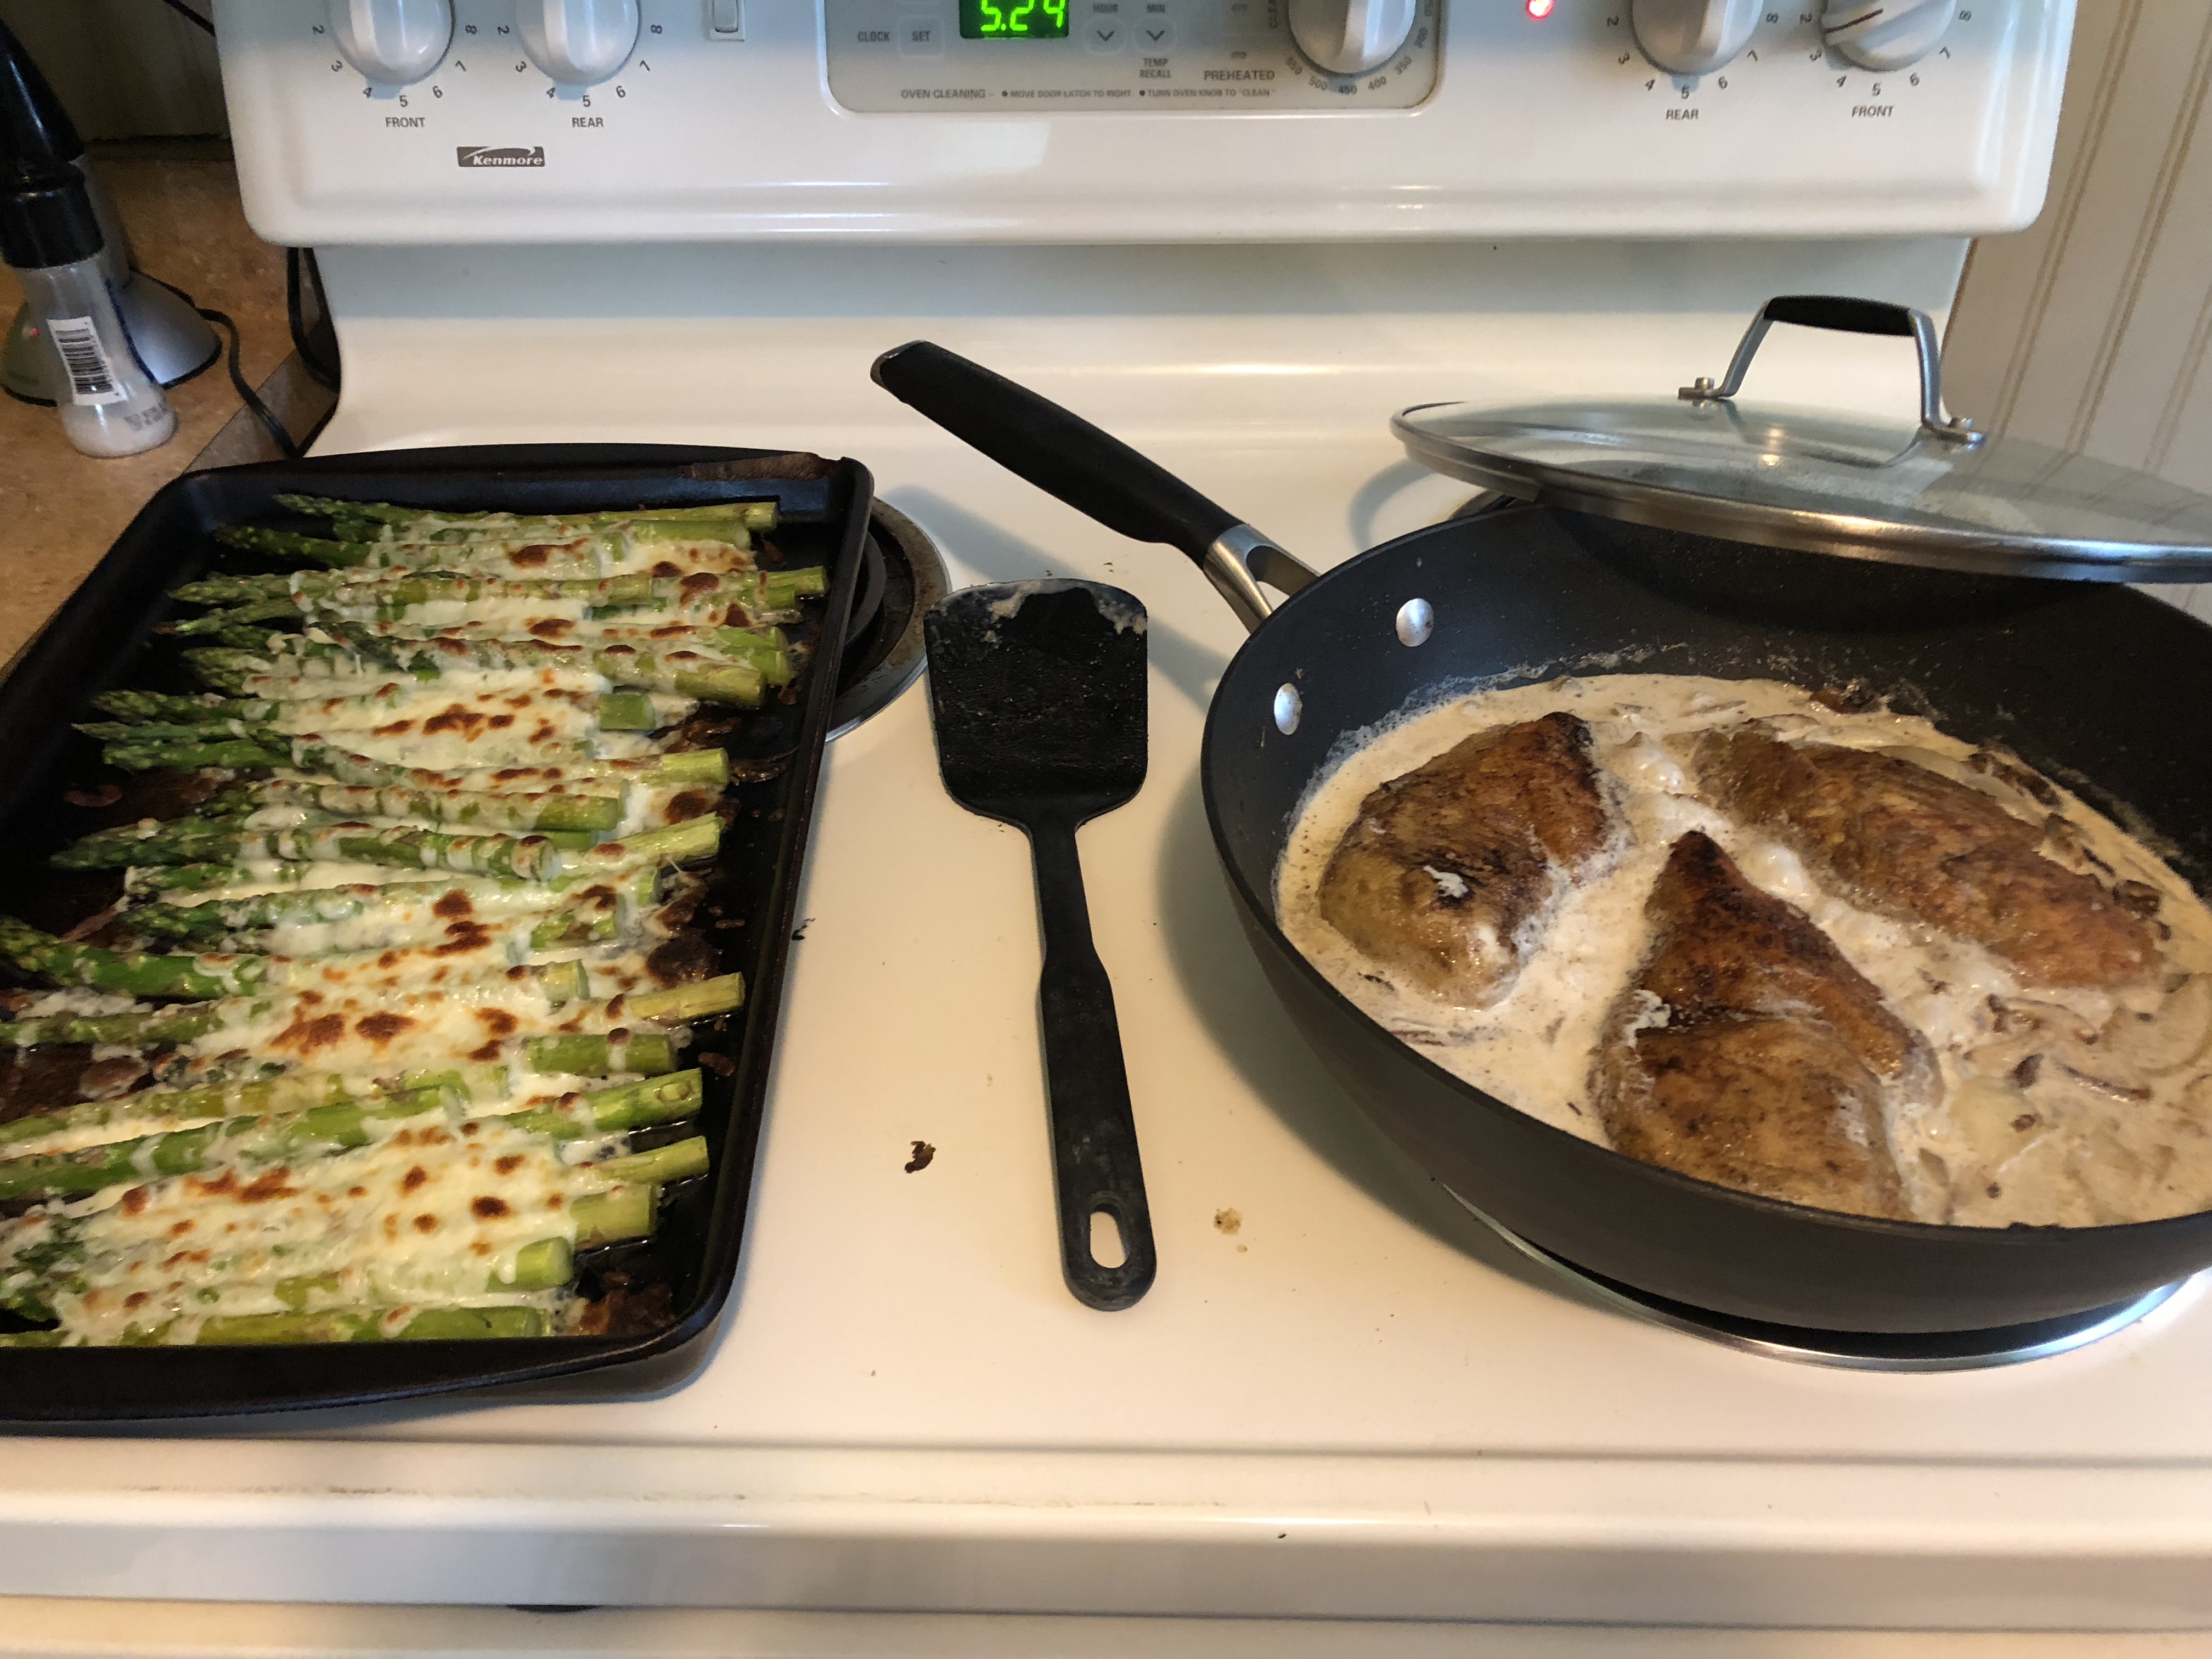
[1395,597,1434,647]
[1273,684,1302,735]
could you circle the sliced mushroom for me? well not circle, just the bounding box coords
[2099,975,2212,1078]
[1949,1075,2048,1169]
[1967,997,2100,1079]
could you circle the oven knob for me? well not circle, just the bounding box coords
[1286,0,1417,77]
[515,0,641,86]
[1822,0,1951,70]
[326,0,452,85]
[1630,0,1760,76]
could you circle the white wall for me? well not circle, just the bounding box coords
[1943,0,2212,617]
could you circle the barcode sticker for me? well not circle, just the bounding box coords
[44,315,126,407]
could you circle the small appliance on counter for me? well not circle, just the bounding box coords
[0,20,218,408]
[0,160,174,456]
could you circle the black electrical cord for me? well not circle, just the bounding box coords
[197,304,302,459]
[154,0,216,34]
[286,249,341,392]
[136,271,303,459]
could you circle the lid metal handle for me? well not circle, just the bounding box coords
[1678,294,1985,447]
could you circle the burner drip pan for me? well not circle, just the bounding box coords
[1446,1188,2187,1372]
[830,500,946,737]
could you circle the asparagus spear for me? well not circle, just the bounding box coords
[53,817,571,879]
[172,1181,672,1342]
[276,1233,577,1307]
[498,1069,704,1138]
[177,571,674,609]
[170,597,303,636]
[0,988,689,1073]
[0,1062,516,1150]
[0,1086,456,1201]
[192,1305,550,1345]
[89,687,676,740]
[0,917,257,1001]
[130,866,656,951]
[71,752,633,835]
[191,630,768,705]
[0,916,630,1003]
[317,571,822,636]
[0,1309,557,1346]
[623,973,746,1024]
[253,780,624,835]
[588,1134,712,1187]
[213,521,760,576]
[101,707,727,798]
[273,493,777,535]
[518,1030,678,1076]
[0,1003,233,1049]
[0,1074,704,1202]
[0,1159,669,1330]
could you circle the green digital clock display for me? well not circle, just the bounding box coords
[959,0,1069,37]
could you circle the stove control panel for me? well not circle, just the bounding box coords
[215,0,2074,242]
[823,0,1438,112]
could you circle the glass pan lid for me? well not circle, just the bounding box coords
[1393,296,2212,584]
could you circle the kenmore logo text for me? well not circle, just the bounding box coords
[456,146,545,168]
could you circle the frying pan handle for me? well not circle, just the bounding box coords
[872,340,1316,634]
[1678,295,1984,447]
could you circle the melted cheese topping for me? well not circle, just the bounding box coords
[241,666,612,704]
[175,969,657,1077]
[5,1112,616,1344]
[1277,674,2212,1228]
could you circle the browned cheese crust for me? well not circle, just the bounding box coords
[1591,831,1931,1220]
[1317,712,1613,1007]
[1694,726,2157,990]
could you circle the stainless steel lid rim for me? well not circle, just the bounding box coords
[1394,423,2197,582]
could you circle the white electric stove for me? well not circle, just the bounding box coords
[18,0,2211,1648]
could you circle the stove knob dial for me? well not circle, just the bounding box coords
[1822,0,1951,70]
[1286,0,1417,77]
[515,0,641,86]
[1630,0,1760,75]
[326,0,452,85]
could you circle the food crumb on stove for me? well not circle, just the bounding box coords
[1214,1207,1242,1234]
[905,1139,935,1173]
[792,917,814,940]
[699,1051,735,1077]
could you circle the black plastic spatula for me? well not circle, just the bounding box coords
[924,580,1157,1311]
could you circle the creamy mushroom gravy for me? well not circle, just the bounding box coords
[1275,675,2212,1227]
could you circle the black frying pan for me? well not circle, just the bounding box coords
[873,342,2212,1336]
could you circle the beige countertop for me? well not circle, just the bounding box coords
[0,140,292,666]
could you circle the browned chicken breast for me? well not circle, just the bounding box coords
[1694,727,2157,989]
[1317,712,1615,1007]
[1592,831,1931,1220]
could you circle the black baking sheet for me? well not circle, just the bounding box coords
[0,443,869,1421]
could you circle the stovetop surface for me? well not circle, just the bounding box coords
[19,236,2212,1627]
[164,429,2212,1468]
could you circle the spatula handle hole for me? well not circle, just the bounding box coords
[1088,1207,1129,1269]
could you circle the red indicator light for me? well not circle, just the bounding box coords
[1526,0,1554,15]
